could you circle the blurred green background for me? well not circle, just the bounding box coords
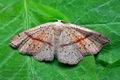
[0,0,120,80]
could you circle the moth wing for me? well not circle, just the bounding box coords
[57,24,109,64]
[57,29,83,65]
[32,43,54,61]
[10,22,54,48]
[64,24,109,55]
[10,23,55,61]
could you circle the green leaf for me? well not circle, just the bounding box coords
[97,59,120,80]
[0,0,120,80]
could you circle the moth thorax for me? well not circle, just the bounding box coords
[53,26,61,39]
[53,27,62,36]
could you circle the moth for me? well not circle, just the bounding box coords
[10,20,109,65]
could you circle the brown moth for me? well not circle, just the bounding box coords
[10,20,109,65]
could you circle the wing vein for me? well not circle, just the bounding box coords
[24,32,52,46]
